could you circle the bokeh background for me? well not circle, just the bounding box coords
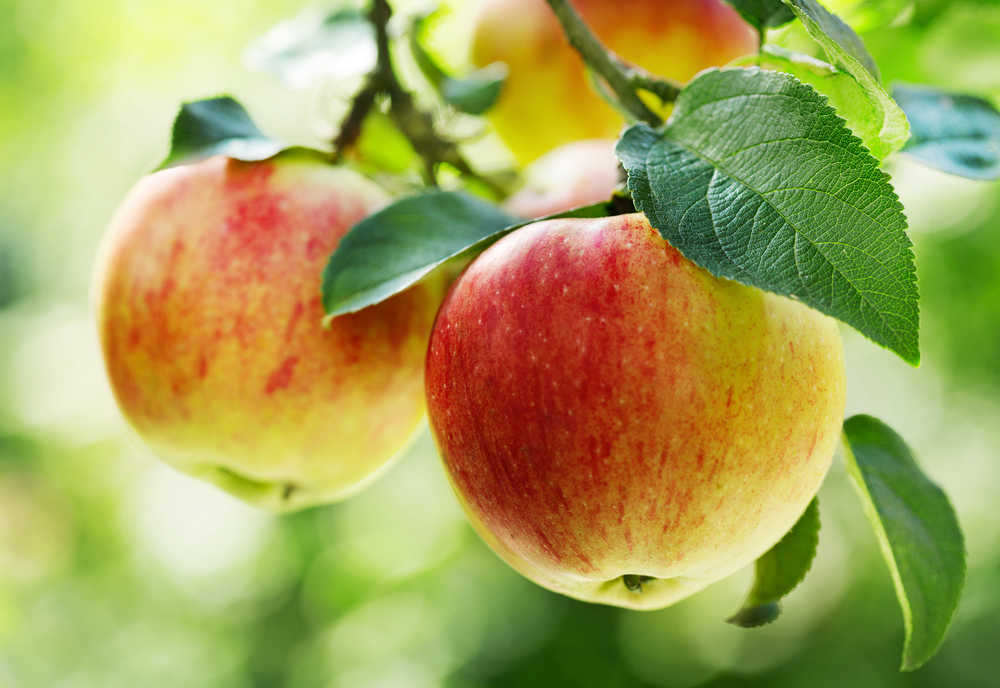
[2,0,1000,685]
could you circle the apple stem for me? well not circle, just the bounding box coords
[543,0,681,126]
[331,0,504,196]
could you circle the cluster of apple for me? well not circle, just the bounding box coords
[94,0,864,613]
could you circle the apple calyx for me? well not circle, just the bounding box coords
[622,575,657,593]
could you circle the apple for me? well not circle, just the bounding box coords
[94,153,446,512]
[471,0,757,163]
[425,213,845,609]
[504,139,621,219]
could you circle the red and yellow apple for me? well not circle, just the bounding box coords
[471,0,757,163]
[425,213,845,609]
[94,153,446,512]
[504,138,621,219]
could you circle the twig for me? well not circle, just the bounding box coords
[544,0,679,126]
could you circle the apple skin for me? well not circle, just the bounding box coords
[472,0,757,163]
[504,139,620,219]
[94,153,446,512]
[425,213,845,609]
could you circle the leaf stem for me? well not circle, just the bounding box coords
[543,0,678,125]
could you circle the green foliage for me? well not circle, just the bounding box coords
[725,0,797,32]
[727,498,821,628]
[894,84,1000,180]
[322,191,518,316]
[322,192,615,316]
[757,45,907,159]
[157,97,290,170]
[785,0,911,156]
[615,68,919,366]
[843,415,966,671]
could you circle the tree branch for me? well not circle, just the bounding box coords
[543,0,677,126]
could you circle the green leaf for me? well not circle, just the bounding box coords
[409,18,507,116]
[842,415,966,671]
[758,45,907,159]
[157,97,289,170]
[616,68,919,365]
[784,0,910,156]
[242,6,376,91]
[784,0,880,82]
[322,193,614,316]
[727,497,821,628]
[823,0,914,33]
[725,0,796,32]
[894,84,1000,181]
[439,63,509,116]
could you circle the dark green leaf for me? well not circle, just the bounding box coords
[322,192,518,317]
[616,68,919,365]
[843,415,966,671]
[243,7,376,90]
[784,0,881,82]
[157,97,288,170]
[894,84,1000,181]
[726,0,796,31]
[727,498,820,628]
[758,45,907,159]
[322,193,615,316]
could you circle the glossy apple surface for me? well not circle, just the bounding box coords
[472,0,757,163]
[94,153,446,512]
[425,213,845,609]
[504,139,620,219]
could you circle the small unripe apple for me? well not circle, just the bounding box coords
[425,213,845,609]
[94,153,446,512]
[504,139,621,219]
[472,0,757,163]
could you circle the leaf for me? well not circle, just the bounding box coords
[157,97,289,170]
[242,6,376,91]
[784,0,910,156]
[824,0,914,33]
[759,45,907,159]
[616,68,919,366]
[842,415,966,671]
[322,192,613,316]
[727,497,821,628]
[409,18,507,116]
[725,0,796,32]
[893,84,1000,181]
[439,63,509,116]
[784,0,880,82]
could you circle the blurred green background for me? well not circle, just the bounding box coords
[2,0,1000,685]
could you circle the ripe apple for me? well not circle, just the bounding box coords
[504,139,621,219]
[471,0,757,163]
[94,153,446,512]
[425,213,845,609]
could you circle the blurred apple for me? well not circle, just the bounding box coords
[471,0,757,163]
[425,213,845,609]
[504,139,620,218]
[94,153,446,512]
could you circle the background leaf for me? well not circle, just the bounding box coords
[784,0,910,155]
[727,498,821,628]
[842,415,966,671]
[242,6,376,91]
[616,68,919,365]
[894,83,1000,181]
[725,0,796,32]
[157,97,289,169]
